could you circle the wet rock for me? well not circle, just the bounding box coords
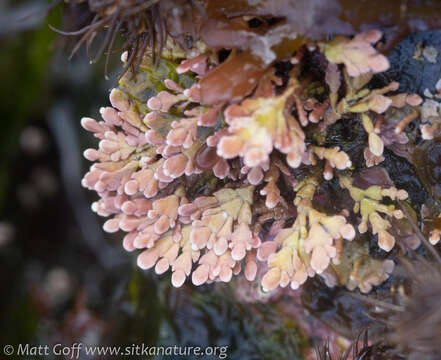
[385,30,441,95]
[412,138,441,201]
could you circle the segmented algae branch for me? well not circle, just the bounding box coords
[81,27,434,294]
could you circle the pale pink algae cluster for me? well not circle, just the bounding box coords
[80,31,421,293]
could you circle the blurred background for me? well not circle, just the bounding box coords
[0,1,311,359]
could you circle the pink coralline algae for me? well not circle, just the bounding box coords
[81,31,424,293]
